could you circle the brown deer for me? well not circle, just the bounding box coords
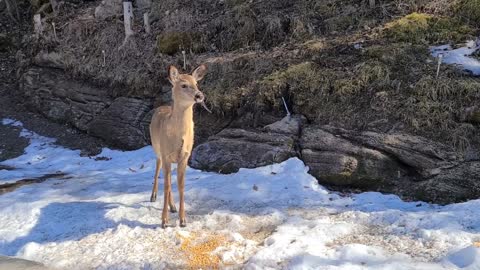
[149,64,207,228]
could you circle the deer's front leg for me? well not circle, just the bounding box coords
[177,156,188,227]
[150,158,161,202]
[161,162,172,228]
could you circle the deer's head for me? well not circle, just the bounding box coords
[168,65,207,108]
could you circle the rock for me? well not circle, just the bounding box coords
[414,162,480,204]
[94,0,122,20]
[459,106,480,124]
[33,52,66,69]
[299,125,479,204]
[190,128,297,174]
[264,114,306,135]
[300,127,406,189]
[320,126,458,178]
[20,67,112,131]
[135,0,151,10]
[88,97,153,149]
[18,67,155,149]
[0,255,50,270]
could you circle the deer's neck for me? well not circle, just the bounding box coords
[171,103,194,134]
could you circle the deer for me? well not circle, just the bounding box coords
[149,64,208,228]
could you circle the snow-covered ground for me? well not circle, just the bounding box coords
[1,118,480,270]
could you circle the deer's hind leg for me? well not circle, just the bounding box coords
[150,158,161,202]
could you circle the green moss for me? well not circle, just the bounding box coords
[385,12,473,44]
[156,32,202,55]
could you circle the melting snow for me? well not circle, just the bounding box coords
[431,40,480,75]
[1,118,480,269]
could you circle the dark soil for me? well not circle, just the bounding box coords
[0,173,69,194]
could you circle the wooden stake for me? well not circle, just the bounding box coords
[50,0,59,15]
[123,1,134,38]
[281,97,291,117]
[102,50,106,67]
[143,13,151,34]
[436,54,443,79]
[52,22,57,40]
[182,50,186,70]
[34,14,43,37]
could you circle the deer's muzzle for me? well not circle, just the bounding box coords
[194,92,205,103]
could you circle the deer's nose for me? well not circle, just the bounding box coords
[194,92,204,103]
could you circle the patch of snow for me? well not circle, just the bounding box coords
[431,41,480,75]
[1,118,480,269]
[2,118,23,127]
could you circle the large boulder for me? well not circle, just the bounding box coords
[299,125,480,204]
[414,162,480,204]
[88,97,152,149]
[20,67,112,131]
[19,66,154,149]
[94,0,123,20]
[320,126,458,178]
[300,126,407,189]
[190,122,299,173]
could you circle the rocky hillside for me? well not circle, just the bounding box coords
[2,0,480,203]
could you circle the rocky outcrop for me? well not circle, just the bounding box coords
[94,0,123,20]
[317,126,458,178]
[190,128,298,174]
[19,66,153,149]
[190,115,303,173]
[88,97,152,149]
[459,106,480,124]
[299,125,480,203]
[20,67,112,131]
[300,127,407,189]
[192,121,480,204]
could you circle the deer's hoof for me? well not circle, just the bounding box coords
[180,219,187,227]
[161,221,173,229]
[169,205,177,213]
[150,194,157,202]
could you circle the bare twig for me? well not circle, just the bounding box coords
[281,96,291,117]
[436,53,443,79]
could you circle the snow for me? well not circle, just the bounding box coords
[1,118,480,269]
[430,40,480,75]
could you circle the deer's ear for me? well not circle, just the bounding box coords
[192,64,207,81]
[168,65,179,84]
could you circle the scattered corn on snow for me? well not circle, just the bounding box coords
[1,118,480,269]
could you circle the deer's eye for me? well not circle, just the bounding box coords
[181,84,187,89]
